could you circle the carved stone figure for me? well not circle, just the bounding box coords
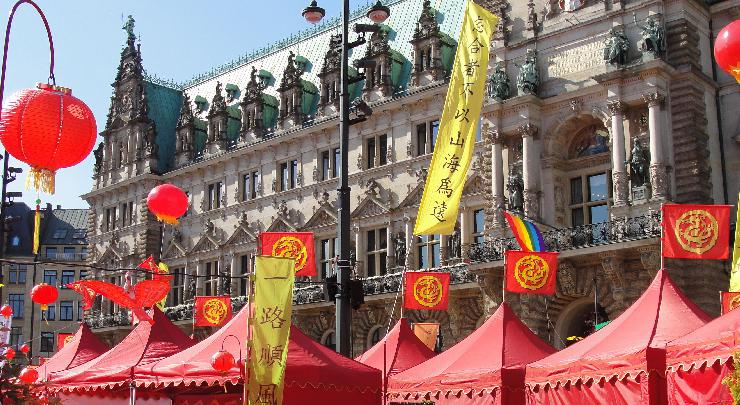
[488,62,510,101]
[122,15,135,43]
[603,28,630,66]
[93,142,104,173]
[516,49,539,96]
[448,228,461,258]
[506,166,524,212]
[635,15,665,57]
[393,232,407,266]
[186,276,196,301]
[628,138,650,187]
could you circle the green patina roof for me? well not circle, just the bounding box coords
[194,118,207,131]
[227,105,241,119]
[144,81,182,173]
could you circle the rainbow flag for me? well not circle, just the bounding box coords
[504,212,546,252]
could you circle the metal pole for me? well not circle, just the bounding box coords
[335,0,352,357]
[0,151,8,304]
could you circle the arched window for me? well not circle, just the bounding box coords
[566,122,612,228]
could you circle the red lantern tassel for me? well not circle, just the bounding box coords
[26,168,56,195]
[155,213,179,225]
[33,199,41,254]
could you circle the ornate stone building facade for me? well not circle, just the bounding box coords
[84,0,739,353]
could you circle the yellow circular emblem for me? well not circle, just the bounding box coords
[674,209,719,254]
[203,298,228,325]
[272,236,308,273]
[412,276,444,308]
[64,335,74,345]
[730,295,740,312]
[514,255,550,290]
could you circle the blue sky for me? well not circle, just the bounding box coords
[0,0,371,209]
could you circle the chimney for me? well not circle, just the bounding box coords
[46,203,52,212]
[56,205,61,210]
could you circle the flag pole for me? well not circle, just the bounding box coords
[502,251,507,303]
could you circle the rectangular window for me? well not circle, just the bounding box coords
[333,148,341,178]
[366,137,376,169]
[105,207,117,232]
[473,208,485,245]
[169,268,185,306]
[587,173,608,202]
[205,261,219,296]
[416,234,440,269]
[78,301,83,320]
[43,304,56,321]
[279,160,299,191]
[321,150,331,180]
[63,247,76,260]
[60,301,73,321]
[290,160,299,189]
[240,255,250,296]
[9,294,23,319]
[52,229,67,239]
[43,270,57,286]
[365,134,388,169]
[79,270,88,280]
[8,264,26,284]
[10,327,22,349]
[61,270,75,288]
[40,332,54,353]
[120,201,134,227]
[45,247,57,260]
[280,162,288,191]
[242,171,260,200]
[416,120,440,156]
[81,247,89,260]
[320,238,338,280]
[366,228,388,277]
[208,182,223,210]
[569,172,611,227]
[429,120,439,152]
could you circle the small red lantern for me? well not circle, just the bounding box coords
[19,344,30,355]
[0,83,97,194]
[18,367,39,384]
[4,347,16,360]
[211,350,236,373]
[715,19,740,84]
[30,283,58,310]
[147,183,189,225]
[0,304,12,317]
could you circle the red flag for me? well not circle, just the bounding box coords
[721,292,740,314]
[403,271,450,311]
[259,232,316,277]
[505,250,558,295]
[662,204,731,260]
[194,296,233,327]
[57,333,74,351]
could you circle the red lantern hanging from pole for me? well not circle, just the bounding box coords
[147,183,189,225]
[18,367,39,384]
[0,83,97,194]
[19,344,30,354]
[714,19,740,84]
[3,347,16,360]
[0,304,12,317]
[211,350,236,373]
[30,283,58,311]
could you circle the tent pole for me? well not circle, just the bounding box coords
[593,272,598,327]
[129,382,136,405]
[383,340,387,405]
[659,204,665,271]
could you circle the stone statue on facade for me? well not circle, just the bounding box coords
[488,62,510,101]
[186,276,196,301]
[448,228,461,258]
[635,14,665,58]
[603,28,630,66]
[122,15,135,43]
[628,138,650,187]
[393,232,406,266]
[515,49,539,96]
[93,142,104,174]
[506,166,524,212]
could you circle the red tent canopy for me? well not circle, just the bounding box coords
[35,323,108,383]
[46,307,194,393]
[525,269,710,405]
[665,306,740,404]
[355,318,436,381]
[388,303,555,405]
[134,305,382,405]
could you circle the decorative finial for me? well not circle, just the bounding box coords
[123,15,136,42]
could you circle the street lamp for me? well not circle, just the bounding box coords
[301,0,389,357]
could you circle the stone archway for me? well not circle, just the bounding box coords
[553,296,608,349]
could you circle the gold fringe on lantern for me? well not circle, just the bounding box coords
[25,168,56,194]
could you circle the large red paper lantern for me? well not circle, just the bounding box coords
[0,83,97,194]
[211,350,236,373]
[147,183,189,225]
[4,347,16,360]
[715,19,740,83]
[0,304,12,317]
[18,367,39,384]
[19,344,30,354]
[30,283,58,310]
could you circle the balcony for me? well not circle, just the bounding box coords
[469,212,662,263]
[38,252,89,262]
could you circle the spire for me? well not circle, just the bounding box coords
[177,93,195,128]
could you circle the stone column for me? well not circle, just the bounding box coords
[491,130,506,227]
[440,234,449,265]
[643,93,668,201]
[460,208,472,260]
[519,123,540,219]
[607,100,629,206]
[404,216,414,269]
[354,224,365,276]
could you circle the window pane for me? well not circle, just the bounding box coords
[587,173,608,202]
[43,270,57,286]
[333,148,341,177]
[430,120,439,152]
[290,160,298,189]
[60,301,73,321]
[570,177,583,205]
[379,228,387,250]
[572,208,585,226]
[589,204,609,224]
[9,294,24,318]
[44,304,56,321]
[417,124,427,156]
[321,150,330,181]
[367,254,376,277]
[379,134,388,166]
[242,174,250,200]
[280,163,288,191]
[366,137,376,169]
[474,209,485,234]
[367,230,376,251]
[379,254,387,276]
[40,333,54,353]
[46,247,57,259]
[418,242,428,269]
[251,172,259,199]
[432,242,440,268]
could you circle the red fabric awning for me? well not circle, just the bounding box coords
[35,323,108,383]
[388,303,555,405]
[525,270,710,405]
[134,304,381,404]
[355,318,436,380]
[46,307,194,392]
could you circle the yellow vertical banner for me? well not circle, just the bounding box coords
[414,1,498,235]
[730,192,740,291]
[247,256,295,405]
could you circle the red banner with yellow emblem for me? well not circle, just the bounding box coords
[662,204,731,260]
[505,250,558,295]
[194,296,232,327]
[259,232,316,277]
[721,292,740,314]
[57,333,75,351]
[403,271,450,311]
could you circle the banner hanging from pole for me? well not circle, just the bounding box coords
[504,250,558,295]
[414,1,498,235]
[403,271,450,311]
[661,204,731,260]
[247,256,295,405]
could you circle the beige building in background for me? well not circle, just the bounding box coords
[84,0,739,355]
